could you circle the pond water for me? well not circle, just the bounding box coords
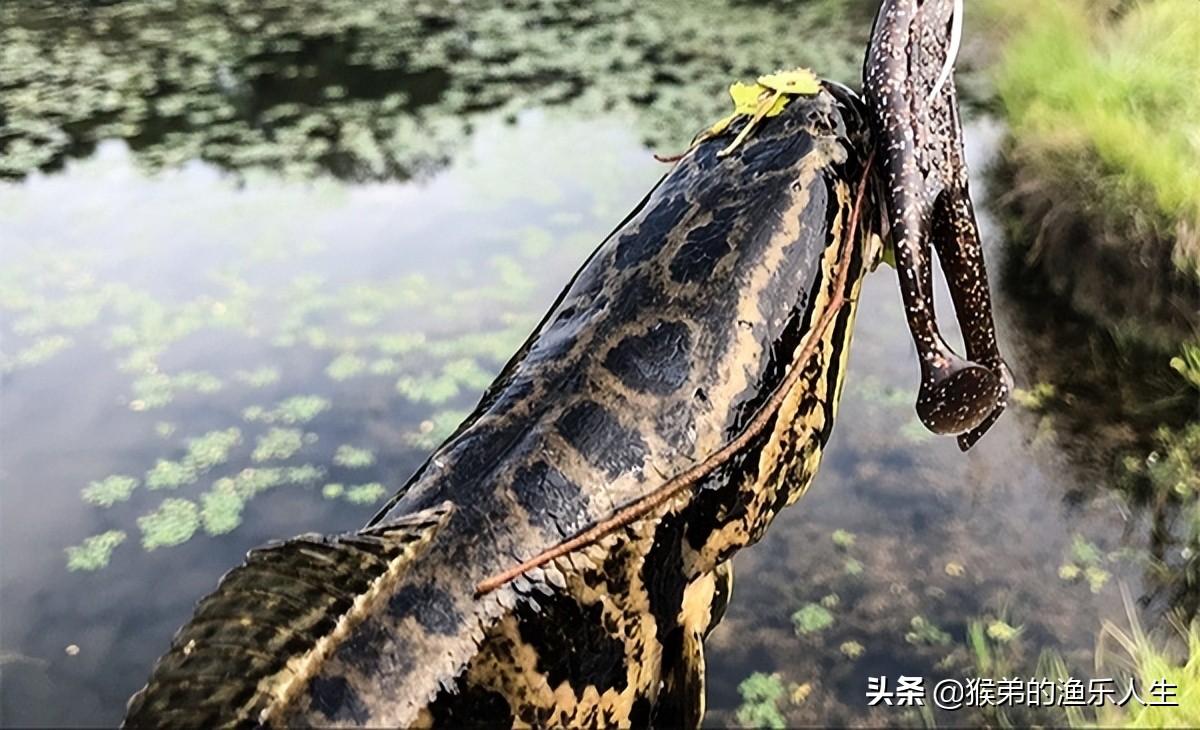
[0,1,1188,727]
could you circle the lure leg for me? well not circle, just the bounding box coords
[930,186,1013,450]
[887,191,1001,436]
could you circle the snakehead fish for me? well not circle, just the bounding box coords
[124,2,1007,727]
[125,83,878,728]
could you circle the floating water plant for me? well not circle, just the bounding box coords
[145,459,196,490]
[986,620,1022,643]
[129,370,223,409]
[325,353,367,381]
[185,428,241,471]
[81,475,139,507]
[792,603,834,635]
[831,529,856,549]
[367,358,400,375]
[65,530,126,571]
[344,483,386,505]
[146,427,242,488]
[839,641,865,659]
[395,373,461,405]
[373,332,427,356]
[905,616,952,646]
[234,366,281,388]
[252,428,306,462]
[200,490,244,535]
[1059,533,1113,593]
[2,334,73,372]
[243,395,331,425]
[404,410,470,450]
[137,498,200,550]
[1012,382,1058,411]
[322,483,345,499]
[735,673,787,729]
[333,445,375,469]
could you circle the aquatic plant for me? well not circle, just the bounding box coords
[129,370,223,409]
[1012,382,1058,411]
[81,475,139,508]
[367,359,400,376]
[65,531,126,571]
[185,428,241,471]
[792,603,835,636]
[1093,604,1200,728]
[986,620,1022,643]
[234,367,281,388]
[1059,533,1113,594]
[843,558,864,576]
[243,395,331,425]
[344,483,386,505]
[1169,343,1200,392]
[839,641,865,659]
[1,334,73,372]
[831,529,856,549]
[325,353,367,381]
[333,445,375,469]
[137,498,200,550]
[145,459,197,490]
[734,672,787,730]
[905,616,951,647]
[403,410,470,450]
[146,428,242,489]
[252,428,306,462]
[200,490,244,536]
[321,483,345,499]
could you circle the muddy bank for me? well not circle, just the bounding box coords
[995,148,1199,356]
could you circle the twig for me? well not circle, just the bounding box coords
[475,150,876,597]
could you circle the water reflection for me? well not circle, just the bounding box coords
[0,0,875,180]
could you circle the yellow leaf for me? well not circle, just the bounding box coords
[762,92,789,117]
[729,81,769,114]
[757,67,821,96]
[705,112,739,138]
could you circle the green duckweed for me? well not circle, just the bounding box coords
[234,366,281,388]
[200,490,244,536]
[138,498,200,550]
[333,445,375,469]
[325,353,367,381]
[252,427,306,462]
[735,673,787,730]
[905,616,952,647]
[344,483,386,505]
[65,530,127,571]
[81,475,139,507]
[792,603,835,635]
[243,395,331,424]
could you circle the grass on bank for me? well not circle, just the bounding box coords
[990,0,1200,280]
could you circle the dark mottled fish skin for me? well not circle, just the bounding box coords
[292,86,875,727]
[863,0,1011,448]
[123,85,878,729]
